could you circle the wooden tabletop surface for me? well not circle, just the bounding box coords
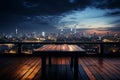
[34,44,85,52]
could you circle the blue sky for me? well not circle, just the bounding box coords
[57,7,120,30]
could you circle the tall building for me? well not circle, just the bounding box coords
[93,32,97,37]
[74,24,77,34]
[61,29,63,31]
[42,32,45,37]
[74,29,76,34]
[106,32,110,37]
[16,27,18,35]
[60,29,63,34]
[82,32,86,37]
[33,32,37,38]
[70,28,73,32]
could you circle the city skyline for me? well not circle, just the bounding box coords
[0,0,120,34]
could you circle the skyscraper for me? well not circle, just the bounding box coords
[42,32,45,37]
[106,32,110,37]
[74,24,77,34]
[71,28,73,32]
[16,27,18,35]
[60,29,63,34]
[93,32,97,37]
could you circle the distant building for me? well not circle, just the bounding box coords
[106,32,110,37]
[16,27,18,35]
[42,32,45,37]
[93,32,97,37]
[33,32,37,38]
[74,26,77,34]
[74,29,76,34]
[70,28,73,32]
[82,32,86,37]
[60,29,63,34]
[99,36,102,41]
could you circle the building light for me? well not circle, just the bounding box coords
[42,32,45,37]
[16,27,18,35]
[112,49,116,53]
[61,29,63,32]
[71,28,73,32]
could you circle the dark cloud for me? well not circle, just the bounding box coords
[0,0,74,15]
[96,26,120,32]
[93,0,120,9]
[0,0,120,33]
[107,26,120,31]
[90,27,120,32]
[105,0,120,9]
[96,27,110,31]
[0,0,120,16]
[109,20,120,24]
[107,11,120,16]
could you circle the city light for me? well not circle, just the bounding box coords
[42,32,45,37]
[71,28,73,32]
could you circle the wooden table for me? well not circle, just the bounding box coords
[34,44,86,80]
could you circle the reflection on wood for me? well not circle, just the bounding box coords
[34,44,85,52]
[0,57,120,80]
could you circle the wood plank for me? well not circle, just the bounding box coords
[13,57,38,80]
[65,58,73,80]
[92,57,120,79]
[82,57,103,80]
[88,57,112,80]
[0,57,120,80]
[78,64,90,80]
[27,59,41,79]
[21,58,41,80]
[0,57,31,79]
[103,58,120,79]
[79,58,96,80]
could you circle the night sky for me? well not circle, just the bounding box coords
[0,0,120,34]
